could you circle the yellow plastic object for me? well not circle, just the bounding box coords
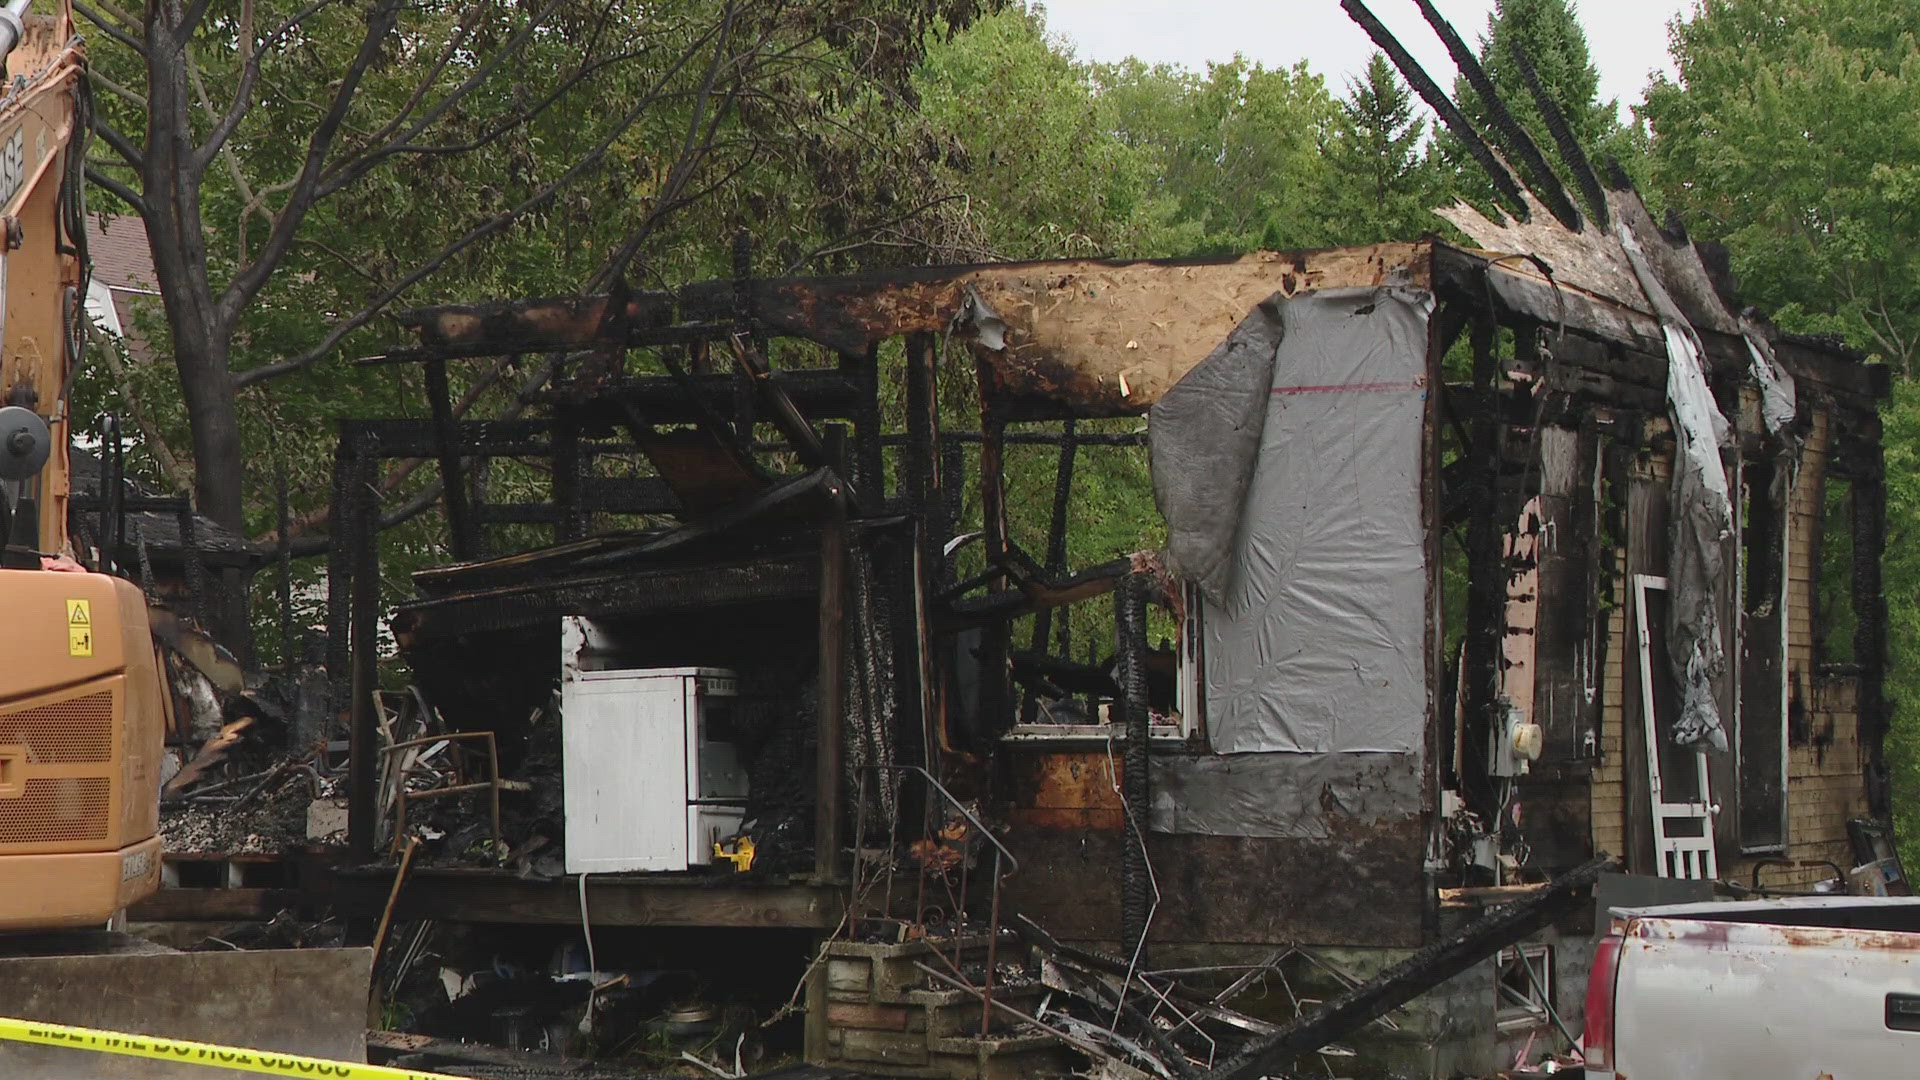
[0,1013,463,1078]
[712,835,755,872]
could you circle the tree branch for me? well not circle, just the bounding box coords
[313,0,575,200]
[88,323,191,492]
[91,113,144,170]
[314,45,653,185]
[85,163,146,215]
[73,0,145,53]
[173,0,219,45]
[216,0,405,324]
[88,69,146,109]
[232,15,734,388]
[602,2,739,283]
[190,0,260,178]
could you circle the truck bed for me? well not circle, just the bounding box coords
[1592,897,1920,1080]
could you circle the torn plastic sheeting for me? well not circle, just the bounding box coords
[1149,751,1422,838]
[1148,294,1284,601]
[1743,328,1798,439]
[1619,220,1733,753]
[1186,287,1432,755]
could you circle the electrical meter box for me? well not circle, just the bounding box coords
[559,619,749,872]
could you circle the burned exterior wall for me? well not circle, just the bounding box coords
[1588,394,1883,888]
[1000,278,1439,952]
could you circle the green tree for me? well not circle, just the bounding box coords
[913,7,1183,258]
[1325,52,1442,243]
[1458,0,1616,155]
[1643,0,1920,373]
[81,0,995,542]
[1435,0,1642,211]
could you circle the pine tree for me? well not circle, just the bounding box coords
[1327,53,1439,242]
[1458,0,1617,159]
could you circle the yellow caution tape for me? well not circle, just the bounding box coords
[0,1014,463,1078]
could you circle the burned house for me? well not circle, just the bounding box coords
[288,15,1888,1077]
[308,173,1888,1076]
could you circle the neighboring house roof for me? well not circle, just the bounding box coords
[83,214,162,364]
[87,214,158,292]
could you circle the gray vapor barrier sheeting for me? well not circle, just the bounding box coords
[1150,295,1286,600]
[1617,221,1734,752]
[1149,751,1422,838]
[1153,287,1432,755]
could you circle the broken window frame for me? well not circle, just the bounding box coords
[1493,943,1556,1032]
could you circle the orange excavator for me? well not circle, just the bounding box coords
[0,9,376,1073]
[0,0,165,927]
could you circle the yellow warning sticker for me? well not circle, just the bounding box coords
[0,1014,461,1078]
[67,599,92,656]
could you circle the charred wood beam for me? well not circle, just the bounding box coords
[1460,319,1504,810]
[1414,0,1583,231]
[392,555,820,640]
[542,370,869,426]
[726,338,848,497]
[882,430,1146,448]
[425,357,478,560]
[816,476,849,883]
[1511,45,1609,229]
[577,475,681,515]
[391,293,676,358]
[344,426,381,861]
[940,558,1132,630]
[346,418,550,459]
[1342,0,1530,221]
[1207,855,1616,1080]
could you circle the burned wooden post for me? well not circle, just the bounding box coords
[550,405,583,544]
[1022,419,1079,725]
[345,425,382,861]
[425,356,477,560]
[1461,317,1504,811]
[815,475,849,882]
[324,426,356,745]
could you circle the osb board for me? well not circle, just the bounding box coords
[957,242,1432,413]
[1436,187,1738,336]
[1436,191,1643,311]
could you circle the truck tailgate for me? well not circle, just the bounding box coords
[1611,908,1920,1079]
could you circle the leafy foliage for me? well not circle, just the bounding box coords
[1643,0,1920,374]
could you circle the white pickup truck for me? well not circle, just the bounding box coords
[1583,896,1920,1079]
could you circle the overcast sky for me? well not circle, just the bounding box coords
[1037,0,1696,117]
